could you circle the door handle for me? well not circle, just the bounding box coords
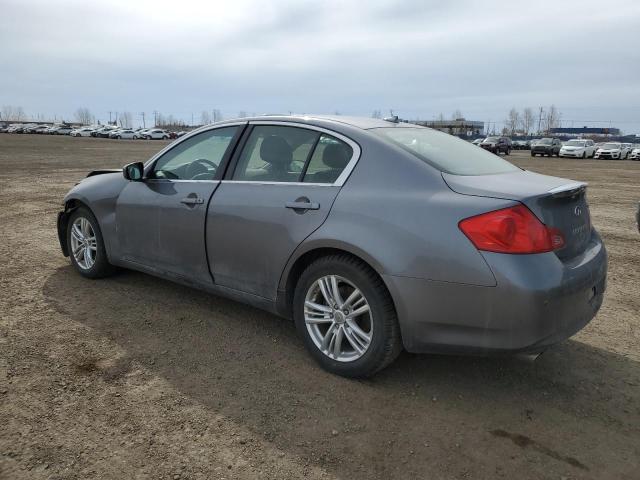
[285,201,320,210]
[181,196,204,205]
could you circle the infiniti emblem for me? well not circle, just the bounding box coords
[574,206,582,216]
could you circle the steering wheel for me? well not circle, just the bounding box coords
[186,158,218,180]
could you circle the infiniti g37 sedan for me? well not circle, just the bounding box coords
[57,115,607,377]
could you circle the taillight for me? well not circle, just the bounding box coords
[458,205,565,254]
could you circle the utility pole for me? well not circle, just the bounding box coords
[153,110,158,127]
[108,111,113,124]
[537,107,544,135]
[140,112,146,128]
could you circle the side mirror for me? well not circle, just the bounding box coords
[123,162,144,181]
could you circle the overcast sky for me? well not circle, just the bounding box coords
[1,0,639,132]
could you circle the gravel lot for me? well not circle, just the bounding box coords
[1,134,639,480]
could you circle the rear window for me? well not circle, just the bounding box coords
[372,127,520,176]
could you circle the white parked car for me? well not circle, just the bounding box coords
[71,127,95,137]
[110,128,139,139]
[594,142,626,160]
[629,146,640,160]
[144,128,170,140]
[621,143,633,159]
[559,139,596,158]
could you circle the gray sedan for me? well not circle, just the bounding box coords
[57,116,607,377]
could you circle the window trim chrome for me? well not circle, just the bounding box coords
[141,120,362,187]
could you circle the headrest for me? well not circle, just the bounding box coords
[322,143,351,169]
[260,135,292,167]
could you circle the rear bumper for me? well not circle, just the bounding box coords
[385,231,607,354]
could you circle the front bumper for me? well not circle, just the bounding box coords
[480,145,497,152]
[559,150,583,157]
[384,231,607,354]
[595,152,620,159]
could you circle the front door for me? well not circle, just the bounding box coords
[207,123,357,299]
[115,125,242,284]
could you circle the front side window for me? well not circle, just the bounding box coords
[151,126,238,180]
[232,126,319,182]
[373,127,520,176]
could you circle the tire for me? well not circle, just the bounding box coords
[293,254,402,378]
[582,152,586,159]
[531,152,535,157]
[67,207,116,279]
[506,148,511,155]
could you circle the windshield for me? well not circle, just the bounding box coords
[372,127,520,176]
[538,138,553,145]
[602,143,621,149]
[566,140,586,147]
[483,137,499,143]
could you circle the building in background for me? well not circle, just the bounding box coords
[550,126,621,137]
[409,118,484,136]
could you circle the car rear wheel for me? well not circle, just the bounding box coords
[67,207,116,279]
[293,254,402,378]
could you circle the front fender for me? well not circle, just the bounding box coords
[59,173,128,262]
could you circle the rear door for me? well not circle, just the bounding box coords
[206,122,359,299]
[115,125,243,284]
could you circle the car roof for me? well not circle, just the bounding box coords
[215,114,420,131]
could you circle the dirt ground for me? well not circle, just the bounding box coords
[1,134,638,480]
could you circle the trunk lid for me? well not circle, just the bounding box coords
[443,170,591,260]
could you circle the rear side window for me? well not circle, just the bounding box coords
[233,126,319,182]
[372,127,520,176]
[303,134,353,183]
[231,125,354,183]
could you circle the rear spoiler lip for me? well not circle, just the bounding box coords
[547,182,587,198]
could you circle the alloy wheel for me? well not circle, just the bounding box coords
[70,217,97,270]
[304,275,373,362]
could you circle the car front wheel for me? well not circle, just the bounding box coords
[293,254,402,378]
[67,207,115,279]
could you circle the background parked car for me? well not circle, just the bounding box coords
[53,125,74,135]
[110,128,138,139]
[96,126,118,138]
[71,127,95,137]
[630,146,640,160]
[559,139,596,158]
[144,128,170,140]
[480,136,511,155]
[7,125,25,133]
[531,137,561,157]
[511,140,529,150]
[594,142,625,160]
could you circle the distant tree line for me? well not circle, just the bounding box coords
[1,105,26,121]
[503,105,561,136]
